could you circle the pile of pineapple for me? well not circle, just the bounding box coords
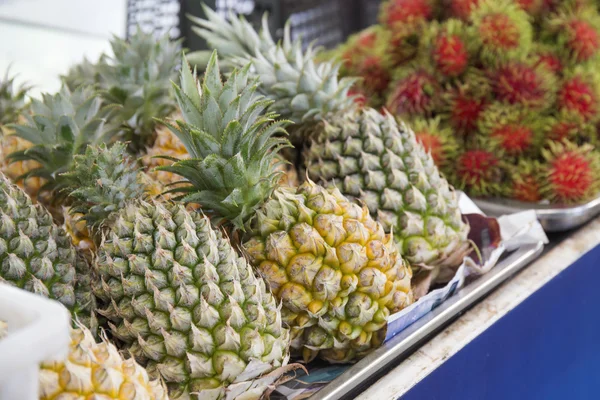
[328,0,600,204]
[0,6,479,399]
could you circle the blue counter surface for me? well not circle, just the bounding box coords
[401,244,600,400]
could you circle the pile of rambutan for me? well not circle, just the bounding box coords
[330,0,600,204]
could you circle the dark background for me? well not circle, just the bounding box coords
[126,0,383,51]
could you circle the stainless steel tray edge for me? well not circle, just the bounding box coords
[312,241,545,400]
[473,196,600,232]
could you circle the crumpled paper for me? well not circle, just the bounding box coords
[384,194,548,341]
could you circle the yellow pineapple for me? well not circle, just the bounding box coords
[40,325,168,400]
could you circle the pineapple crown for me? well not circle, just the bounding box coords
[62,142,145,231]
[101,29,182,152]
[189,5,357,124]
[65,28,182,153]
[6,85,110,199]
[0,69,29,127]
[159,51,290,229]
[61,56,104,91]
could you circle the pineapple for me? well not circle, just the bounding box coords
[192,8,471,280]
[64,29,181,154]
[0,172,95,327]
[141,111,190,195]
[0,69,28,129]
[63,29,186,190]
[159,53,413,363]
[61,143,292,399]
[40,325,168,400]
[5,85,109,207]
[0,71,44,198]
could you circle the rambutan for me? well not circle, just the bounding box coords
[422,20,472,78]
[533,45,563,74]
[547,5,600,64]
[448,0,482,20]
[469,0,533,66]
[541,140,600,203]
[386,66,441,116]
[381,0,436,28]
[489,61,556,110]
[490,124,535,155]
[508,160,543,202]
[545,111,596,144]
[515,0,544,15]
[386,19,426,65]
[411,117,459,168]
[452,147,504,197]
[357,56,392,95]
[336,26,388,71]
[442,80,489,135]
[557,69,600,123]
[478,103,544,156]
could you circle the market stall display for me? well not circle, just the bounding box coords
[1,2,593,399]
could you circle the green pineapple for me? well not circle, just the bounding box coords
[158,52,413,363]
[191,8,471,282]
[5,85,109,205]
[61,29,181,154]
[60,141,292,399]
[0,69,29,129]
[0,172,96,329]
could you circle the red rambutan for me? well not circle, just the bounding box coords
[432,34,469,77]
[470,0,532,65]
[386,67,441,116]
[544,112,596,144]
[541,141,600,203]
[490,62,556,110]
[510,161,543,202]
[548,120,579,142]
[381,0,435,27]
[443,81,489,134]
[564,19,600,63]
[546,5,600,64]
[448,0,481,20]
[478,103,544,156]
[507,159,544,202]
[512,175,542,202]
[557,71,600,122]
[489,124,535,155]
[453,148,503,196]
[533,46,562,74]
[357,56,391,95]
[357,30,378,48]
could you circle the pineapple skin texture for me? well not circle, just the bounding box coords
[94,200,290,398]
[244,182,413,363]
[0,173,84,313]
[304,109,470,273]
[40,326,168,400]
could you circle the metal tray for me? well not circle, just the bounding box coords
[473,197,600,232]
[311,241,545,400]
